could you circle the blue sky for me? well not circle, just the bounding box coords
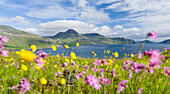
[0,0,170,41]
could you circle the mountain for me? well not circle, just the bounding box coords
[0,25,56,49]
[43,29,135,45]
[159,39,170,44]
[135,40,156,44]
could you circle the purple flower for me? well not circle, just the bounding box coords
[164,67,170,77]
[76,71,86,80]
[149,67,154,74]
[117,80,129,93]
[0,49,8,57]
[0,36,9,43]
[112,68,116,77]
[138,52,142,59]
[148,31,158,39]
[101,58,108,65]
[11,78,32,94]
[131,63,147,73]
[61,62,68,67]
[100,77,111,85]
[35,57,44,68]
[93,59,101,67]
[91,67,99,73]
[85,73,101,90]
[55,72,62,77]
[84,65,88,71]
[128,70,132,79]
[138,88,143,94]
[37,50,47,59]
[71,61,75,67]
[161,55,165,59]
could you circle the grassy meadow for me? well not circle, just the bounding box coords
[0,32,170,94]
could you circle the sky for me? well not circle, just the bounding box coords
[0,0,170,42]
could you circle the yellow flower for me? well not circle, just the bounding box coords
[115,52,119,57]
[107,50,110,54]
[65,59,69,63]
[40,77,47,85]
[101,64,103,66]
[65,44,69,48]
[35,66,40,70]
[92,51,94,54]
[115,64,119,68]
[56,54,60,57]
[70,52,76,59]
[51,45,57,51]
[21,64,28,71]
[30,45,37,52]
[131,54,134,57]
[125,53,127,56]
[61,78,66,85]
[15,51,20,55]
[94,53,97,56]
[62,54,64,56]
[76,43,79,46]
[54,64,57,68]
[19,50,36,62]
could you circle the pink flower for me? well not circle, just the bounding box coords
[85,73,101,90]
[117,80,129,93]
[101,58,108,65]
[149,67,154,74]
[100,77,111,85]
[76,71,86,80]
[37,50,47,58]
[71,61,75,67]
[0,36,9,43]
[61,62,68,67]
[128,70,132,79]
[148,31,157,39]
[112,68,116,77]
[11,78,32,94]
[0,50,8,57]
[131,62,147,73]
[55,72,62,77]
[138,88,143,94]
[161,55,165,59]
[164,67,170,77]
[138,52,142,59]
[91,67,99,73]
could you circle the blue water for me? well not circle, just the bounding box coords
[35,43,170,59]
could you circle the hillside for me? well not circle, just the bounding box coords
[159,39,170,44]
[44,29,135,45]
[0,25,56,49]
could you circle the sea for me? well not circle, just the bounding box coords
[35,43,170,59]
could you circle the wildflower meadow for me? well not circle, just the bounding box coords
[0,31,170,94]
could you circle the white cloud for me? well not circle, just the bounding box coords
[26,5,77,19]
[0,16,30,25]
[10,16,30,25]
[106,2,122,9]
[96,0,121,5]
[25,28,38,34]
[38,20,96,36]
[0,18,9,23]
[78,7,110,24]
[113,25,123,30]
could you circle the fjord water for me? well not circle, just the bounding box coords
[38,43,170,59]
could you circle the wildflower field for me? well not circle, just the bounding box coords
[0,31,170,94]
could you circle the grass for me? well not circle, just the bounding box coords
[0,48,169,94]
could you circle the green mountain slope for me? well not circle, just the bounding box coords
[44,29,135,45]
[0,25,56,49]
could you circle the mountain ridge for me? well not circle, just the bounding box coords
[43,29,135,45]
